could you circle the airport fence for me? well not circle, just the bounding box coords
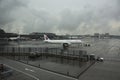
[0,46,88,60]
[0,46,46,56]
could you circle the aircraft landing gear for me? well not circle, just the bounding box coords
[63,43,69,50]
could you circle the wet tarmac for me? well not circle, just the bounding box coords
[6,70,35,80]
[79,39,120,80]
[1,38,120,80]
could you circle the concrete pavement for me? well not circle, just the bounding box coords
[0,57,78,80]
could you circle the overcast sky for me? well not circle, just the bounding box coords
[0,0,120,35]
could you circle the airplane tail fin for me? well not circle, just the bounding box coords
[44,34,50,40]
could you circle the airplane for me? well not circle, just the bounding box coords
[9,35,20,41]
[43,34,83,48]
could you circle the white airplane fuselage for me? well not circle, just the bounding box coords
[43,34,83,48]
[9,35,20,41]
[44,39,82,44]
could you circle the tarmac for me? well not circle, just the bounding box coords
[5,70,36,80]
[0,38,120,80]
[78,39,120,80]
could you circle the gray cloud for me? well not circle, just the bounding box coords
[0,0,27,26]
[0,0,120,35]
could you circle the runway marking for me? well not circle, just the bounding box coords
[25,68,35,72]
[2,57,78,80]
[14,61,78,80]
[21,62,78,80]
[4,64,39,80]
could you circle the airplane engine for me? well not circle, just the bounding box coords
[63,43,70,49]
